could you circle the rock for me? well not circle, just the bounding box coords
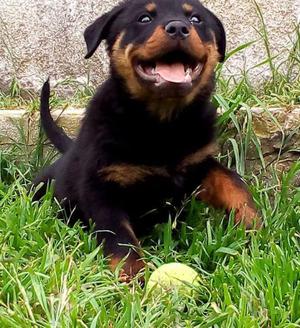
[0,0,299,95]
[0,107,298,177]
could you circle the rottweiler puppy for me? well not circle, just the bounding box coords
[34,0,260,280]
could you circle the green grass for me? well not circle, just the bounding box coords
[0,122,299,327]
[215,20,300,108]
[0,77,95,112]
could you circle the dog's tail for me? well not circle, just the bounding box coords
[40,79,73,153]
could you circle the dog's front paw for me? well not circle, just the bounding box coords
[233,203,262,230]
[109,252,146,283]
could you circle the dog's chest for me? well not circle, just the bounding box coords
[98,108,216,194]
[115,114,213,166]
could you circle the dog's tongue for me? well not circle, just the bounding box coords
[156,62,186,83]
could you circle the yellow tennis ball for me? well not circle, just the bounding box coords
[147,263,201,296]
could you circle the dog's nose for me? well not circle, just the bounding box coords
[165,21,190,39]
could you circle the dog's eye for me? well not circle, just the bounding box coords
[190,15,201,24]
[138,14,152,24]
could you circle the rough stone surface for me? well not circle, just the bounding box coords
[0,110,30,145]
[0,108,299,174]
[251,107,300,138]
[245,107,300,174]
[0,0,299,95]
[0,108,85,146]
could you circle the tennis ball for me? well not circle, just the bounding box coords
[147,263,201,296]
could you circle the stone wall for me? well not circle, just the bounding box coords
[0,0,299,95]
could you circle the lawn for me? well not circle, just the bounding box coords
[0,15,299,328]
[0,117,299,328]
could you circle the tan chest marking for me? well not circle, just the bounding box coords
[177,143,218,172]
[99,164,169,187]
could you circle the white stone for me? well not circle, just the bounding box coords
[0,0,298,94]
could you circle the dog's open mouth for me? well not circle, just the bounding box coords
[135,51,204,87]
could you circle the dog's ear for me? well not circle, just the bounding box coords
[207,10,226,62]
[84,6,124,59]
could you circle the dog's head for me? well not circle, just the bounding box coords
[84,0,226,120]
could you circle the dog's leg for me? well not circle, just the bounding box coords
[195,157,261,228]
[32,163,57,201]
[98,210,145,281]
[82,197,145,281]
[102,216,145,282]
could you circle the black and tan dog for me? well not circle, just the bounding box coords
[34,0,260,280]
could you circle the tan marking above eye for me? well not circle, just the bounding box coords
[145,2,156,12]
[183,3,193,13]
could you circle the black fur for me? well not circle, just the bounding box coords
[40,80,73,153]
[34,0,258,278]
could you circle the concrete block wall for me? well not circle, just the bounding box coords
[0,0,299,95]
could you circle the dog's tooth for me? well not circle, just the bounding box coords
[184,67,192,83]
[185,68,192,75]
[196,64,203,72]
[184,74,192,83]
[152,68,156,75]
